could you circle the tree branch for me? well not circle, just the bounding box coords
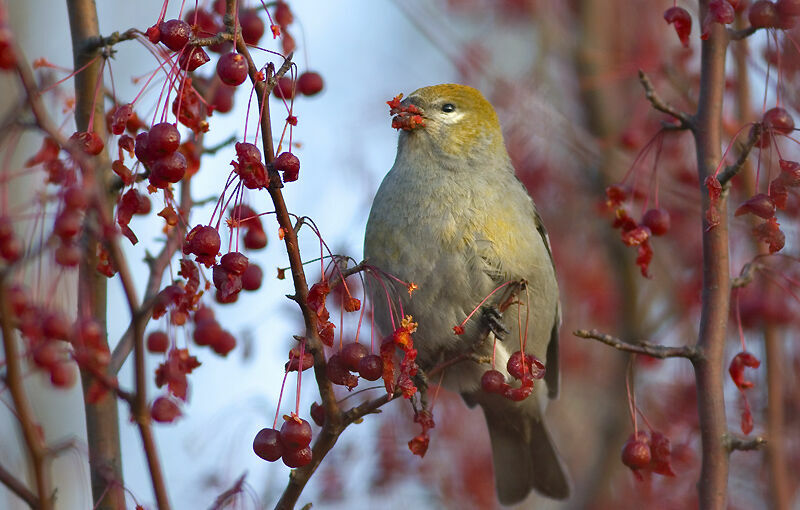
[638,70,694,129]
[691,6,732,508]
[717,123,761,186]
[0,460,39,509]
[725,434,766,452]
[574,329,699,359]
[0,279,52,510]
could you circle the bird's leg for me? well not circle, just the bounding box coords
[482,305,509,340]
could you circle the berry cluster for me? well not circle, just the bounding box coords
[52,185,90,267]
[253,414,313,468]
[480,350,546,402]
[230,204,268,250]
[387,94,425,131]
[326,342,383,389]
[134,123,187,189]
[621,430,676,480]
[606,185,672,277]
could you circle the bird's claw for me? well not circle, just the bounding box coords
[482,305,509,338]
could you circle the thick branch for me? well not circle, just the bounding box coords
[574,329,699,359]
[692,6,732,509]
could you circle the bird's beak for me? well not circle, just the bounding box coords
[390,95,426,132]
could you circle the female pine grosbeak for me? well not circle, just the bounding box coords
[364,84,569,504]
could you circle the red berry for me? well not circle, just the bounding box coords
[326,354,359,388]
[147,331,170,353]
[195,305,215,323]
[55,242,81,267]
[193,318,223,346]
[340,342,369,372]
[149,123,181,155]
[503,378,534,401]
[220,251,249,275]
[507,351,531,380]
[286,347,313,371]
[253,428,283,461]
[63,186,89,210]
[210,330,236,356]
[42,311,70,340]
[621,436,652,470]
[273,76,295,100]
[179,46,210,72]
[282,446,312,468]
[151,396,182,423]
[749,0,780,27]
[297,71,324,96]
[240,9,265,45]
[150,152,187,184]
[212,0,227,15]
[273,2,293,26]
[184,8,219,36]
[210,84,236,113]
[241,263,263,291]
[217,52,248,86]
[763,107,795,134]
[185,225,221,257]
[160,19,190,51]
[481,370,506,394]
[280,416,312,450]
[357,354,383,381]
[778,0,800,15]
[53,209,82,239]
[134,132,155,164]
[69,131,104,156]
[274,152,300,182]
[642,208,671,236]
[664,7,692,47]
[310,402,325,426]
[243,227,268,250]
[49,362,77,388]
[32,342,62,369]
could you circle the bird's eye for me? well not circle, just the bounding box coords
[441,103,456,113]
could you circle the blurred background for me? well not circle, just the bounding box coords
[1,0,798,509]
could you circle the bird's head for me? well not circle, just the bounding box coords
[389,84,507,165]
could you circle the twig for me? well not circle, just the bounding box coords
[0,460,39,508]
[718,123,761,186]
[728,26,757,41]
[574,329,700,359]
[725,434,766,452]
[638,69,694,129]
[207,473,247,510]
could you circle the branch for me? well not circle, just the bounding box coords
[638,69,694,129]
[0,279,52,510]
[691,8,733,508]
[717,123,761,186]
[725,434,766,452]
[728,26,757,41]
[0,459,39,509]
[574,329,699,359]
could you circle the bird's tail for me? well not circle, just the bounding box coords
[480,397,570,505]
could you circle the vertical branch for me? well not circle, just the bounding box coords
[65,0,125,508]
[691,4,731,509]
[731,16,790,510]
[0,279,50,510]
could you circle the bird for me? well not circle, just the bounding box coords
[364,83,569,505]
